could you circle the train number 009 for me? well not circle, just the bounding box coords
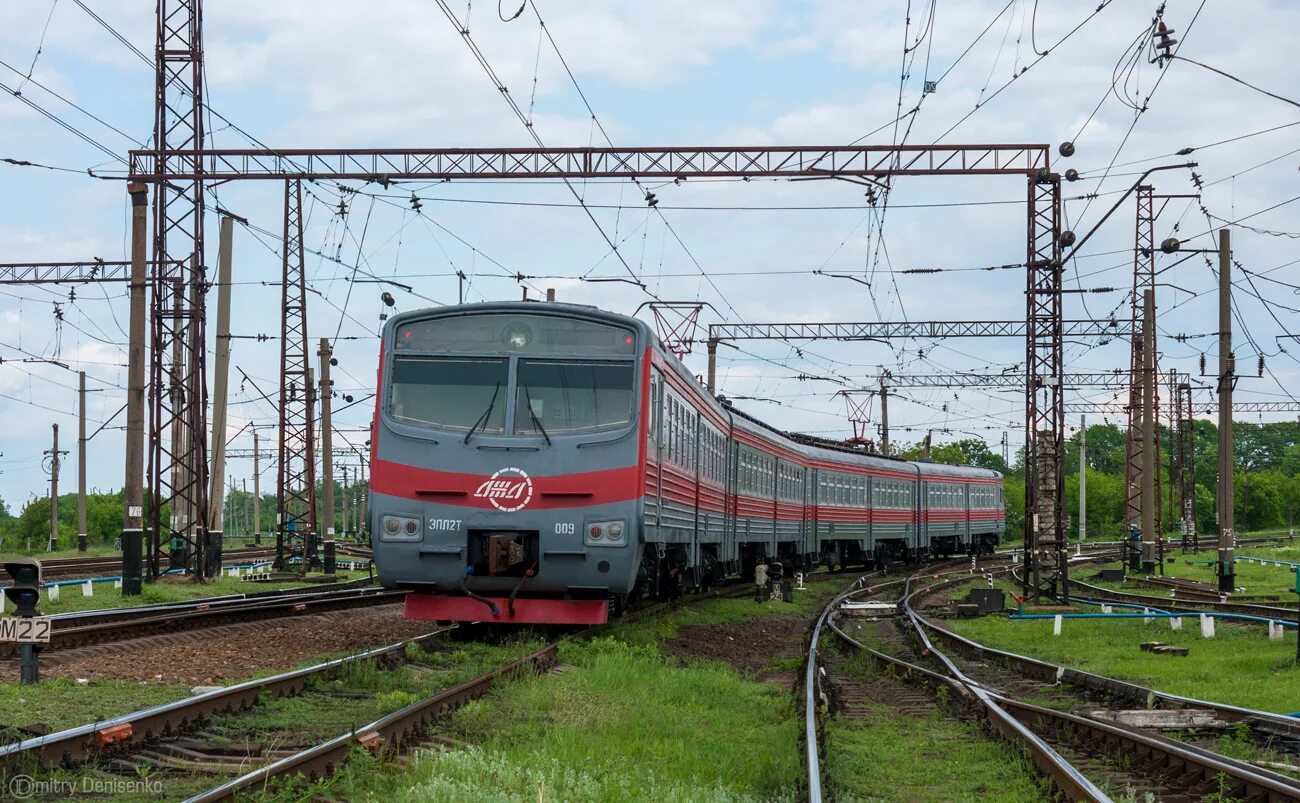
[427,519,462,531]
[555,522,576,535]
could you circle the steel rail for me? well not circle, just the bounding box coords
[905,575,1300,801]
[0,587,404,659]
[1070,575,1297,618]
[912,574,1300,738]
[0,627,453,766]
[803,560,1025,801]
[45,576,377,627]
[183,643,559,802]
[182,556,839,800]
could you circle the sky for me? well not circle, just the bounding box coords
[0,0,1297,510]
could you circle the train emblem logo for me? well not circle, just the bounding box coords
[473,467,534,512]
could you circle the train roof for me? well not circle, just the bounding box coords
[388,302,1001,482]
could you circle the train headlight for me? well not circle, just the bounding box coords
[381,515,422,541]
[586,519,625,547]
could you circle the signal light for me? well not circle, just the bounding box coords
[4,559,42,618]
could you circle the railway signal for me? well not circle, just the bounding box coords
[3,558,50,684]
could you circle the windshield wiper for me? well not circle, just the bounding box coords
[463,383,501,444]
[521,385,551,446]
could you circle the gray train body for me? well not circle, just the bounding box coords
[368,302,1005,623]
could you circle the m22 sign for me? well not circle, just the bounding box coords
[0,618,51,643]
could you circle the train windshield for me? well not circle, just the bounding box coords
[514,360,635,435]
[389,356,507,433]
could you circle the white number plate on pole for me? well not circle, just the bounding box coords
[0,617,52,643]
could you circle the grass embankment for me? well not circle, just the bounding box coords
[17,572,358,616]
[300,576,1046,802]
[824,649,1046,803]
[1082,543,1300,599]
[1,640,530,802]
[294,587,840,803]
[947,600,1300,713]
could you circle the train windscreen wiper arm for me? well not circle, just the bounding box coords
[463,383,501,444]
[521,385,551,446]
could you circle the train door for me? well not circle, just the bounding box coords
[920,479,929,556]
[647,368,663,539]
[962,483,971,551]
[725,433,738,573]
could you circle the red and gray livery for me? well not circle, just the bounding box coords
[369,302,1005,625]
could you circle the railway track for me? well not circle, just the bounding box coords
[806,564,1300,801]
[31,547,278,582]
[0,558,833,799]
[1,581,397,662]
[1070,575,1298,619]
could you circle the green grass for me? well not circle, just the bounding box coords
[825,650,1047,803]
[0,677,192,741]
[15,572,357,615]
[210,641,539,744]
[948,611,1300,713]
[603,577,848,646]
[296,637,803,802]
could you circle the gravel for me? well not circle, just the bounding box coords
[6,607,442,686]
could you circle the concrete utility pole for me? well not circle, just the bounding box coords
[879,382,890,455]
[1141,289,1157,572]
[252,429,261,545]
[1217,229,1236,593]
[318,339,335,544]
[77,371,88,552]
[207,216,234,544]
[241,478,248,538]
[341,465,350,540]
[122,182,148,594]
[1078,415,1086,540]
[705,339,718,395]
[47,424,61,551]
[357,455,368,542]
[167,277,187,568]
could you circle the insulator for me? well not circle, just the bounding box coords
[1058,141,1075,157]
[1199,353,1206,374]
[1161,237,1181,254]
[1065,168,1079,182]
[381,291,396,307]
[330,357,339,366]
[1258,355,1265,377]
[1059,230,1077,247]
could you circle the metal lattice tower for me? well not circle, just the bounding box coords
[1124,184,1161,538]
[275,180,317,573]
[1024,172,1067,601]
[147,0,208,579]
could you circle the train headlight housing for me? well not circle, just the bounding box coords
[585,519,625,547]
[380,515,422,541]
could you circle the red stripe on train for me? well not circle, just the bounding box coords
[371,457,642,510]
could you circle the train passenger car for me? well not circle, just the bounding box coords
[369,301,1005,626]
[918,461,1005,557]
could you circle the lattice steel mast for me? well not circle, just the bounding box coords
[274,180,317,573]
[147,0,208,580]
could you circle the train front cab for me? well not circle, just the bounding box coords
[369,304,649,625]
